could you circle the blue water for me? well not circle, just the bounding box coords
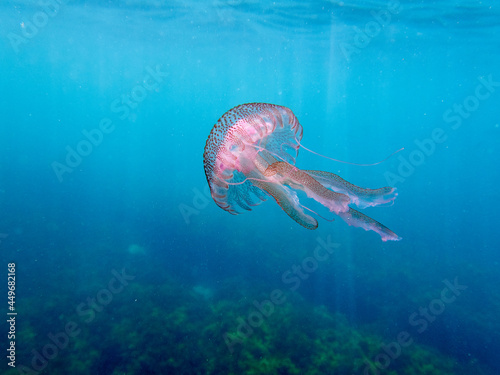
[1,1,500,374]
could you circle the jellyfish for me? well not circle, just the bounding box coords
[203,103,401,241]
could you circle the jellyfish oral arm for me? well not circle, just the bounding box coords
[253,180,318,230]
[304,170,398,209]
[339,208,402,242]
[263,161,400,241]
[264,161,350,215]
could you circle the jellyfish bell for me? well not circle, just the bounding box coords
[203,103,401,241]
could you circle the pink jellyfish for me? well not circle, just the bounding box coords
[203,103,401,241]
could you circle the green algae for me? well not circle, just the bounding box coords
[9,270,490,375]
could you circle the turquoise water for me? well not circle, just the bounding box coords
[1,1,500,374]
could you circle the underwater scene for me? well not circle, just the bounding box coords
[1,0,500,374]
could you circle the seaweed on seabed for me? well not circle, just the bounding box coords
[10,273,466,374]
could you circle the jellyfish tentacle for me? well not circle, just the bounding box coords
[304,170,397,209]
[253,180,318,230]
[338,207,402,242]
[264,162,350,214]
